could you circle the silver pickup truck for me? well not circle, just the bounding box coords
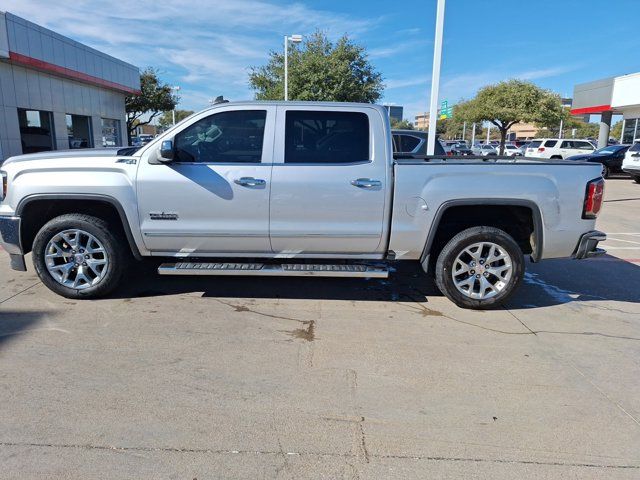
[0,101,606,309]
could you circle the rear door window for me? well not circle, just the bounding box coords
[561,141,574,148]
[285,111,369,164]
[399,135,421,152]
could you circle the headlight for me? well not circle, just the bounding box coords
[0,171,7,201]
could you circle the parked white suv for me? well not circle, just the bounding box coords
[526,139,595,159]
[622,141,640,183]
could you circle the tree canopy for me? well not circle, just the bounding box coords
[455,80,564,154]
[390,119,414,130]
[125,68,177,142]
[157,109,194,130]
[249,31,384,103]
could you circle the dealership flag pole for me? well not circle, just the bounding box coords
[426,0,446,155]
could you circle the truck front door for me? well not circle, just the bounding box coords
[269,106,389,255]
[136,106,275,255]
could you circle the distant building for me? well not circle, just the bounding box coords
[415,112,429,130]
[383,105,404,123]
[572,73,640,145]
[0,11,140,162]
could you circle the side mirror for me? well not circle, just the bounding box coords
[159,140,174,162]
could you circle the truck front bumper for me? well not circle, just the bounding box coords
[0,215,26,271]
[573,230,606,260]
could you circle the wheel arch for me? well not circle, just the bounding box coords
[420,198,543,271]
[16,194,142,260]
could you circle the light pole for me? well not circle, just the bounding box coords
[426,0,446,155]
[284,34,302,101]
[171,85,181,126]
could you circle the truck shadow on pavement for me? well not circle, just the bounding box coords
[116,255,640,309]
[0,310,50,348]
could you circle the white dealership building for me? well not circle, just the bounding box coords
[572,72,640,146]
[0,12,140,163]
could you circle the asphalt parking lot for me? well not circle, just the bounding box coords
[1,177,639,479]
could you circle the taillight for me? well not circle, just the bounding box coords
[583,177,604,219]
[447,151,453,156]
[538,147,545,152]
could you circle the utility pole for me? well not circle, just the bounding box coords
[426,0,446,155]
[284,34,303,101]
[486,123,491,144]
[462,122,466,142]
[471,122,476,146]
[559,119,563,139]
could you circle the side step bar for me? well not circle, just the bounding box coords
[158,262,389,278]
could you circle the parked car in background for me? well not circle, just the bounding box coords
[526,139,595,159]
[471,144,498,156]
[450,145,473,155]
[622,141,640,183]
[0,101,606,310]
[566,144,630,178]
[518,143,530,156]
[392,130,446,156]
[131,134,154,147]
[501,144,523,157]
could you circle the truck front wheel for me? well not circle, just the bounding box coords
[434,226,524,309]
[32,214,126,299]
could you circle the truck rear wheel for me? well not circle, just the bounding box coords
[32,214,126,299]
[434,226,524,309]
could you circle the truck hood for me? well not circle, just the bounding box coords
[1,147,139,167]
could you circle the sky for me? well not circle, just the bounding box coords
[4,0,640,122]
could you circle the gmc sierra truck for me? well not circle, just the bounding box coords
[0,101,606,309]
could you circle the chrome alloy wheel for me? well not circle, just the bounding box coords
[44,229,109,289]
[451,241,513,300]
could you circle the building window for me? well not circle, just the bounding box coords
[66,114,93,149]
[17,109,55,154]
[623,118,639,144]
[101,118,122,147]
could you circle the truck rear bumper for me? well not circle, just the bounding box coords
[0,215,26,271]
[573,230,606,259]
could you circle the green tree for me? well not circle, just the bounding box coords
[456,80,564,154]
[126,68,177,144]
[610,120,623,141]
[249,31,383,103]
[157,109,194,130]
[391,119,414,130]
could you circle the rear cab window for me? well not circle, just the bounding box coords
[284,111,369,164]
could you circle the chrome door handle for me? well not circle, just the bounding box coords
[351,178,381,188]
[234,177,266,187]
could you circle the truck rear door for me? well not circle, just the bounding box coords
[269,105,389,254]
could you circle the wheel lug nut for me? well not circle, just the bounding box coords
[484,272,489,277]
[85,255,89,259]
[476,274,480,278]
[82,262,87,266]
[470,270,475,275]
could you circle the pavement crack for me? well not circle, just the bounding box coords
[0,441,638,469]
[0,282,40,304]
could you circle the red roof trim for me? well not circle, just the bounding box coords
[8,51,141,95]
[570,104,612,115]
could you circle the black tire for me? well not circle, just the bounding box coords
[634,176,640,184]
[550,155,563,160]
[32,214,126,299]
[434,226,524,310]
[601,164,609,179]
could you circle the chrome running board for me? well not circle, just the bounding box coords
[157,262,388,278]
